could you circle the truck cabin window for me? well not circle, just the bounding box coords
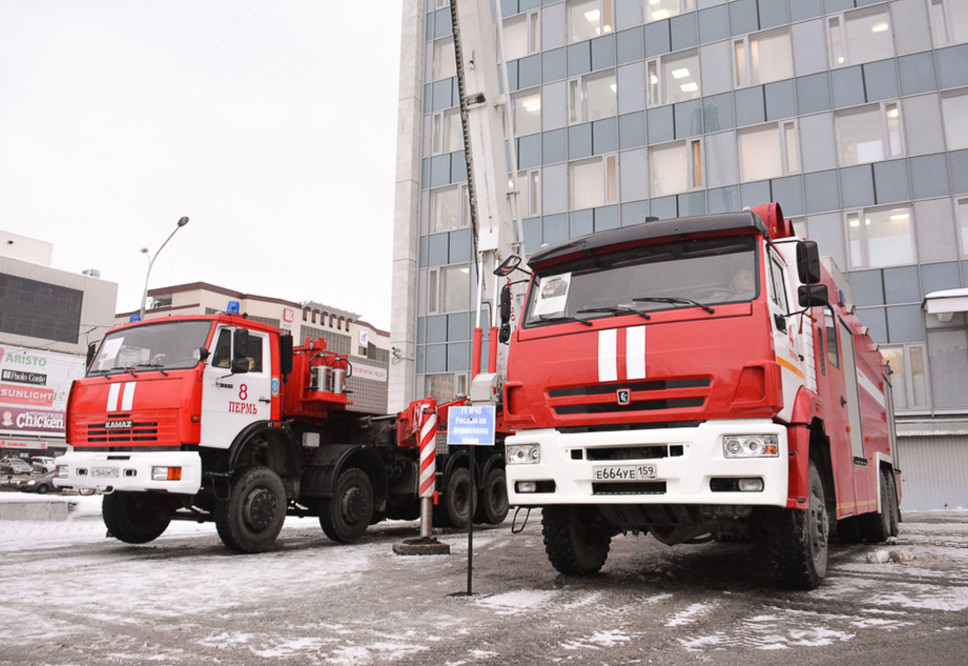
[87,321,213,375]
[524,236,759,327]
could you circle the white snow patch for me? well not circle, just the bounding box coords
[475,589,557,615]
[870,585,968,612]
[561,628,632,651]
[665,602,716,627]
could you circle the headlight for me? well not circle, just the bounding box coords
[722,434,778,458]
[506,443,540,465]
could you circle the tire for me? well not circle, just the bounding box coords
[474,467,509,525]
[36,484,50,495]
[102,492,172,545]
[436,467,476,529]
[215,466,287,553]
[885,470,900,537]
[541,505,611,575]
[319,467,374,543]
[859,468,894,543]
[769,462,829,590]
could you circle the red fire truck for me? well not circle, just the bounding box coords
[54,313,507,552]
[500,203,900,589]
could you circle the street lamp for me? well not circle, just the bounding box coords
[140,216,189,319]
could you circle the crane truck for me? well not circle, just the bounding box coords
[498,203,900,589]
[53,310,508,552]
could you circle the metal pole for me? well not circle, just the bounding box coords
[140,216,189,318]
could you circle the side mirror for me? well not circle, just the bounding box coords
[499,284,512,325]
[279,334,293,376]
[798,284,830,308]
[231,358,250,374]
[86,342,97,369]
[196,347,210,362]
[494,255,523,277]
[796,240,822,284]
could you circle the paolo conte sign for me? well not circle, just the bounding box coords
[446,405,495,446]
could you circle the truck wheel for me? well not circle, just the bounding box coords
[102,492,172,544]
[541,505,611,575]
[474,467,509,525]
[436,467,476,529]
[320,468,373,543]
[769,462,828,589]
[885,470,900,537]
[215,466,287,553]
[860,468,897,542]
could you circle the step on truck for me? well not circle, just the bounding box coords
[501,204,900,589]
[54,310,508,552]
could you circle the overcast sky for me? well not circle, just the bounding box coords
[0,0,404,330]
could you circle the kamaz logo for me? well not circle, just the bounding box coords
[104,420,133,430]
[617,389,631,406]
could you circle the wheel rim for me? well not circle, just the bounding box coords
[340,485,367,524]
[243,487,277,531]
[809,485,829,566]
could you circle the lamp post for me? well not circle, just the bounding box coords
[139,216,189,319]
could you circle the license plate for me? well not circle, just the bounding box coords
[91,467,119,479]
[593,464,657,482]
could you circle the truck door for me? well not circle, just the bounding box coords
[767,247,802,422]
[200,326,272,449]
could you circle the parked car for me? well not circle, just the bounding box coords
[30,456,56,474]
[0,458,32,475]
[20,471,58,494]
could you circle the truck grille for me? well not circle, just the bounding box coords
[74,412,178,446]
[549,378,710,417]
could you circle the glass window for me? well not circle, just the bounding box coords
[735,30,793,87]
[647,51,700,106]
[523,236,760,328]
[89,320,213,374]
[643,0,695,23]
[441,265,471,312]
[504,16,527,61]
[513,91,542,136]
[518,169,542,216]
[824,311,840,370]
[433,109,462,154]
[828,7,895,68]
[941,90,968,150]
[836,103,903,166]
[571,155,618,209]
[738,122,799,182]
[431,186,469,232]
[433,39,456,80]
[847,206,916,269]
[927,328,968,409]
[769,252,790,313]
[959,198,968,256]
[569,0,614,43]
[881,344,930,410]
[650,140,702,196]
[569,72,617,123]
[930,0,968,46]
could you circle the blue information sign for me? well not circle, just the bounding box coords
[446,405,496,446]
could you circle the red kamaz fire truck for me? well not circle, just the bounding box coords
[54,313,507,552]
[500,203,900,589]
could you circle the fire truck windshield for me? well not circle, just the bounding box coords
[524,236,759,327]
[88,320,214,375]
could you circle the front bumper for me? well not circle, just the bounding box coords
[505,419,788,507]
[53,450,202,495]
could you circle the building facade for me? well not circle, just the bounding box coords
[391,0,968,508]
[0,232,118,459]
[131,283,391,414]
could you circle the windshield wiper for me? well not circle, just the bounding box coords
[576,305,651,321]
[106,366,139,378]
[535,313,594,327]
[634,296,715,314]
[136,363,169,377]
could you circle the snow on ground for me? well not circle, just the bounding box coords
[1,495,967,663]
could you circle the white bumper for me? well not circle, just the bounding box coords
[505,419,788,507]
[53,450,202,495]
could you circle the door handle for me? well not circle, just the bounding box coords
[259,397,271,404]
[840,396,848,407]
